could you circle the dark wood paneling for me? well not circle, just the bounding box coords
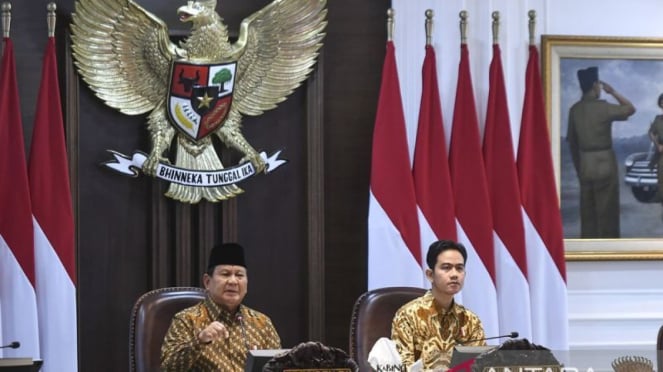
[323,0,389,350]
[236,86,310,347]
[9,0,387,369]
[76,82,154,372]
[307,54,326,342]
[150,181,172,288]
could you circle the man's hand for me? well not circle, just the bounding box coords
[198,321,230,344]
[601,81,615,95]
[601,80,636,115]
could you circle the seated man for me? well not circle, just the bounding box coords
[161,243,281,371]
[391,240,486,371]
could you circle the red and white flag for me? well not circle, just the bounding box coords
[483,44,532,338]
[449,44,499,338]
[0,37,41,359]
[368,40,423,289]
[517,44,568,350]
[28,37,78,371]
[413,44,456,265]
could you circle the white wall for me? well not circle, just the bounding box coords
[392,0,663,370]
[567,260,663,371]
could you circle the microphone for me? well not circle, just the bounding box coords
[0,341,20,349]
[461,331,518,345]
[236,313,249,352]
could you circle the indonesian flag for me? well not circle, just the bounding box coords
[28,37,78,371]
[517,45,568,350]
[368,40,424,289]
[0,37,41,359]
[483,44,532,338]
[413,44,456,264]
[449,44,498,338]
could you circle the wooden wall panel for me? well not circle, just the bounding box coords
[323,0,390,350]
[306,54,326,343]
[75,87,154,371]
[234,88,310,346]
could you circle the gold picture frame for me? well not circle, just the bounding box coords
[541,34,663,261]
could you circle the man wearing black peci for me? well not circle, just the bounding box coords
[567,66,635,238]
[161,243,281,371]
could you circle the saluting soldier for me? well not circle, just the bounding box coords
[648,93,663,214]
[567,66,636,238]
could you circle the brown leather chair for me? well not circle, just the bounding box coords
[348,286,426,371]
[128,286,206,372]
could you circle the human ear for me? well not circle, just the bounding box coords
[425,268,433,282]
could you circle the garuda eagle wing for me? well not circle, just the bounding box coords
[71,0,181,115]
[231,0,327,116]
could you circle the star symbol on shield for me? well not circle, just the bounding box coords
[196,92,214,109]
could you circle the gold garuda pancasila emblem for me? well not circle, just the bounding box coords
[70,0,327,203]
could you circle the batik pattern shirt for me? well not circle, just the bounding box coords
[391,291,485,371]
[161,296,281,372]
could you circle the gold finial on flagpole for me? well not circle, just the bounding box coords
[425,9,433,46]
[47,3,56,37]
[459,10,468,45]
[492,11,500,45]
[387,8,394,42]
[1,2,11,38]
[528,10,536,46]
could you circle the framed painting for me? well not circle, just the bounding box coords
[542,34,663,261]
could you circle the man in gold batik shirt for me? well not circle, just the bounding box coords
[161,243,281,371]
[391,240,485,371]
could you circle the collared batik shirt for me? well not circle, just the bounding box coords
[161,296,281,372]
[391,291,485,371]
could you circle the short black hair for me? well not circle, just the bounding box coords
[658,93,663,107]
[426,240,467,269]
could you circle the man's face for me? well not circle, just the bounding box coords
[204,264,248,312]
[426,249,465,297]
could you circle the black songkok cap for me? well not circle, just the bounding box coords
[577,66,599,93]
[207,243,246,270]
